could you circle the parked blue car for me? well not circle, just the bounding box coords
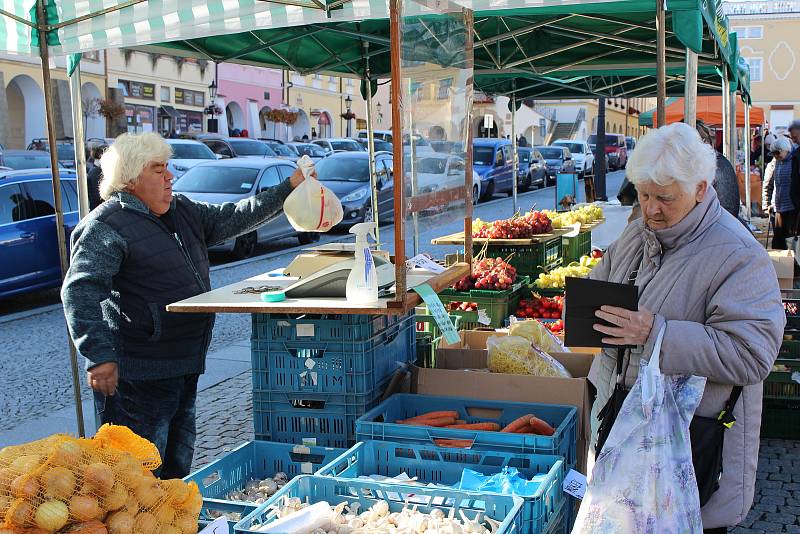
[473,138,514,200]
[0,169,80,298]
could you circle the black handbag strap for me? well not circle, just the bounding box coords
[614,247,646,380]
[718,385,744,429]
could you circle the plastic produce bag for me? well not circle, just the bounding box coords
[487,336,572,377]
[283,155,343,232]
[508,318,569,353]
[0,424,202,533]
[455,467,546,497]
[572,326,706,534]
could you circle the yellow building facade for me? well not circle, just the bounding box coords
[285,73,367,139]
[727,1,800,130]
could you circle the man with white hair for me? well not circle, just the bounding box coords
[61,132,309,478]
[586,123,783,532]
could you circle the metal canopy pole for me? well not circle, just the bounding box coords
[36,0,85,437]
[744,102,751,221]
[69,64,90,218]
[656,0,666,127]
[684,50,698,127]
[722,73,730,159]
[363,42,380,247]
[511,93,518,214]
[389,0,406,304]
[729,87,738,166]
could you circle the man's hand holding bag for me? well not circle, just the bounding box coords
[284,155,344,232]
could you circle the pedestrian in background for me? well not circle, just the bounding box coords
[695,120,741,220]
[86,144,106,210]
[60,132,309,478]
[762,137,798,249]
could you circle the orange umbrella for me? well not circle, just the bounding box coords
[663,96,765,128]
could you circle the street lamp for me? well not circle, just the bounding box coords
[209,79,217,100]
[376,101,382,124]
[345,95,353,137]
[207,80,219,134]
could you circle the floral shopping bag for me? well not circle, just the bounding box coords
[572,326,707,534]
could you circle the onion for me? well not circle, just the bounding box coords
[42,466,76,500]
[161,526,181,534]
[51,441,82,467]
[34,499,69,532]
[7,498,34,527]
[106,511,135,534]
[104,482,128,512]
[135,478,164,509]
[70,494,102,521]
[172,513,196,534]
[154,503,176,525]
[10,454,42,473]
[84,463,114,494]
[11,474,40,499]
[134,511,158,534]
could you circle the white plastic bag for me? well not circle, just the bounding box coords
[572,326,706,534]
[284,155,343,232]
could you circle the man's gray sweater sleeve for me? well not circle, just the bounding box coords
[60,219,126,369]
[189,179,295,246]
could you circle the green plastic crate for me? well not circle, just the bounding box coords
[415,314,462,368]
[561,230,592,263]
[434,290,525,330]
[761,366,800,439]
[472,237,562,278]
[779,339,800,359]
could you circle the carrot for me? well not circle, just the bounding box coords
[433,439,473,449]
[501,414,536,433]
[445,422,500,431]
[396,416,456,427]
[513,424,535,434]
[400,411,459,423]
[454,419,466,425]
[529,416,555,436]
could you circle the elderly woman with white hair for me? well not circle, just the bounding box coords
[61,132,310,479]
[587,123,784,532]
[762,136,799,249]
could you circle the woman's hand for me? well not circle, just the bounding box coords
[593,305,655,346]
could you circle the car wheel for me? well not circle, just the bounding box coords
[363,203,374,223]
[519,173,531,192]
[472,184,479,205]
[232,231,257,260]
[298,232,320,245]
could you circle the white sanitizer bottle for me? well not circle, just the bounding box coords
[346,222,379,305]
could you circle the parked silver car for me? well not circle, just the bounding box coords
[172,158,319,259]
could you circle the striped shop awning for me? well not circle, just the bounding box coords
[0,0,402,57]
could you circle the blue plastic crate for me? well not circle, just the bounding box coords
[253,376,392,448]
[252,312,413,344]
[184,441,345,533]
[234,475,524,534]
[355,394,578,466]
[250,314,415,394]
[318,440,564,534]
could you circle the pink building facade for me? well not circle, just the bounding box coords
[216,64,287,139]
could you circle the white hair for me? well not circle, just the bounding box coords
[626,122,717,195]
[99,133,173,200]
[771,136,792,154]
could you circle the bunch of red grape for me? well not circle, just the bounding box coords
[452,257,518,292]
[449,301,479,312]
[785,302,798,315]
[472,211,553,239]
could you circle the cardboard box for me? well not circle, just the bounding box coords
[415,330,595,471]
[768,249,795,290]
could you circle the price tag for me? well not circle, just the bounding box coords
[792,371,800,385]
[198,517,228,534]
[563,469,587,500]
[407,254,446,274]
[296,324,315,337]
[477,309,492,325]
[413,284,460,345]
[562,222,581,238]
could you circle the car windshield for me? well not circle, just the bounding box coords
[587,134,624,147]
[5,154,52,170]
[316,157,369,182]
[173,166,260,193]
[230,139,274,156]
[330,140,362,152]
[57,145,74,161]
[268,143,296,157]
[293,144,327,158]
[556,143,583,154]
[518,150,531,163]
[538,148,563,159]
[473,147,495,166]
[170,143,216,159]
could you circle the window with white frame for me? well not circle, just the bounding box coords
[732,25,763,39]
[744,57,763,82]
